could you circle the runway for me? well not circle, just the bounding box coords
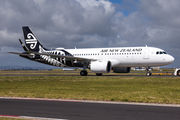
[0,98,180,120]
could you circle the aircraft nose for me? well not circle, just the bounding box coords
[167,55,174,63]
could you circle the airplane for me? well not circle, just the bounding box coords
[8,26,174,76]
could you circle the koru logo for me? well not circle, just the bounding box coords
[25,33,37,49]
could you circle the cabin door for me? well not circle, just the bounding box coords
[143,48,149,59]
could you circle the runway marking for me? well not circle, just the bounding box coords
[1,96,180,107]
[0,114,68,120]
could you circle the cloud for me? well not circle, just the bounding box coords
[0,0,180,68]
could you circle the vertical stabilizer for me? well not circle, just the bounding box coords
[22,26,46,52]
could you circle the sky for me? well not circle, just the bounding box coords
[0,0,180,69]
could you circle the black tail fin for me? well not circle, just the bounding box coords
[22,26,46,52]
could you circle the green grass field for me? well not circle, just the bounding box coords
[0,118,23,120]
[0,70,180,104]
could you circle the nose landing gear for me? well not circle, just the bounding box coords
[146,72,152,76]
[146,67,152,76]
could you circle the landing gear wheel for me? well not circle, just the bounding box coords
[177,70,180,76]
[146,72,152,76]
[146,67,152,76]
[96,73,102,76]
[80,70,88,76]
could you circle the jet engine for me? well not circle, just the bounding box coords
[112,67,131,73]
[90,61,111,73]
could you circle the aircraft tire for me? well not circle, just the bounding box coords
[80,70,88,76]
[146,72,152,76]
[177,70,180,76]
[96,73,102,76]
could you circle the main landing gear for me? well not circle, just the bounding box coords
[79,63,103,76]
[80,70,88,76]
[80,63,88,76]
[146,67,152,76]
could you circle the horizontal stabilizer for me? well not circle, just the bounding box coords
[8,52,34,57]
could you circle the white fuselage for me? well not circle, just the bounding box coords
[63,46,174,67]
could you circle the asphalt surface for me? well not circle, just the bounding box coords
[0,98,180,120]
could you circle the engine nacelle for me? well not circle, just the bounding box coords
[90,61,111,73]
[112,67,131,73]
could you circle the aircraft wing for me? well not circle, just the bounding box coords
[8,51,96,62]
[31,51,96,62]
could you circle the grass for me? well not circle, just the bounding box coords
[0,73,180,104]
[0,118,24,120]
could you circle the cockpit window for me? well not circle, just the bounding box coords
[156,51,167,54]
[163,52,167,54]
